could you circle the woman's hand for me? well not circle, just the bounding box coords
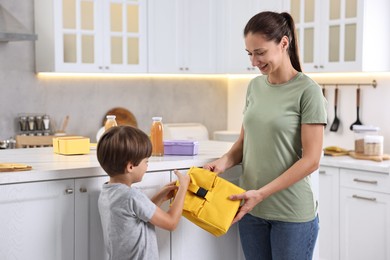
[230,189,265,224]
[203,156,229,174]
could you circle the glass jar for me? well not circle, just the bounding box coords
[150,117,164,156]
[43,115,50,130]
[104,115,118,131]
[353,125,379,153]
[28,116,35,131]
[364,135,384,156]
[36,116,43,131]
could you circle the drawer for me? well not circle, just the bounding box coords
[340,169,390,194]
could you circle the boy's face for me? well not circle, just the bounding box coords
[131,158,149,182]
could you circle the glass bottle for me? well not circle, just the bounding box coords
[104,115,118,131]
[150,117,164,156]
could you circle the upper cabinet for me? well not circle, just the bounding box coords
[34,0,147,73]
[148,0,218,74]
[221,0,286,74]
[286,0,390,72]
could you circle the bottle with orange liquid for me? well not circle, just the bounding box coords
[104,115,118,131]
[150,117,164,156]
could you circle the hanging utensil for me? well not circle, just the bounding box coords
[350,85,363,130]
[330,85,340,132]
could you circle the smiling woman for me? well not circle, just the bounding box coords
[204,11,327,260]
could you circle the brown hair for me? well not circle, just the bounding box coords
[244,11,302,72]
[97,126,152,176]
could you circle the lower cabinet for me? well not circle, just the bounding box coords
[0,168,244,260]
[75,176,108,260]
[0,179,75,260]
[172,219,243,260]
[318,166,340,260]
[339,169,390,260]
[319,166,390,260]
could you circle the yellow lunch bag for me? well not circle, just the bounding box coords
[177,167,245,237]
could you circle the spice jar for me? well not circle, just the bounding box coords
[364,135,384,156]
[28,116,35,131]
[353,125,379,154]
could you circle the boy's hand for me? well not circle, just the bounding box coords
[173,169,190,189]
[151,181,178,206]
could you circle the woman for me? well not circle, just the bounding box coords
[204,11,327,260]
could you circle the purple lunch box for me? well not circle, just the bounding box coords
[163,140,199,155]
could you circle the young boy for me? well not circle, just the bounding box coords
[97,126,190,260]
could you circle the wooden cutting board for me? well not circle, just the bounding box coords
[348,152,390,162]
[0,163,32,172]
[324,150,349,156]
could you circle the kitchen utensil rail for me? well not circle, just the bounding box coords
[318,79,377,88]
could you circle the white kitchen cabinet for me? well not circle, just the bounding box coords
[0,179,74,260]
[222,0,286,74]
[34,0,147,73]
[148,0,218,73]
[75,176,108,260]
[0,172,171,260]
[286,0,390,72]
[339,169,390,260]
[318,166,340,260]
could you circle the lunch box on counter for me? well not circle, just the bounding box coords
[163,140,199,155]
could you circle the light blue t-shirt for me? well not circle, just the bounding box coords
[242,72,327,222]
[98,183,158,260]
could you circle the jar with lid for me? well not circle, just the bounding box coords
[36,116,43,131]
[353,125,379,153]
[43,115,50,130]
[364,135,384,156]
[28,116,35,131]
[104,115,118,131]
[150,117,164,156]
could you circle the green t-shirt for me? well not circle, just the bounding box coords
[242,72,327,222]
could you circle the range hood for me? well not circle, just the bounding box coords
[0,4,37,42]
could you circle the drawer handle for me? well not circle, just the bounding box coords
[352,194,377,202]
[79,187,88,193]
[319,170,326,175]
[353,178,378,185]
[65,188,74,194]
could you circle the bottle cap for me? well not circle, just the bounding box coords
[152,117,162,121]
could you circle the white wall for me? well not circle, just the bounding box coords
[227,73,390,153]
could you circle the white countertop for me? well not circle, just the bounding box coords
[320,155,390,174]
[1,141,389,185]
[0,141,234,185]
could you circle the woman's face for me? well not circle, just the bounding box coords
[245,32,287,75]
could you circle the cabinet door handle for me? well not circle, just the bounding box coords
[319,170,326,175]
[352,194,377,202]
[353,178,378,185]
[79,187,87,193]
[65,188,74,194]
